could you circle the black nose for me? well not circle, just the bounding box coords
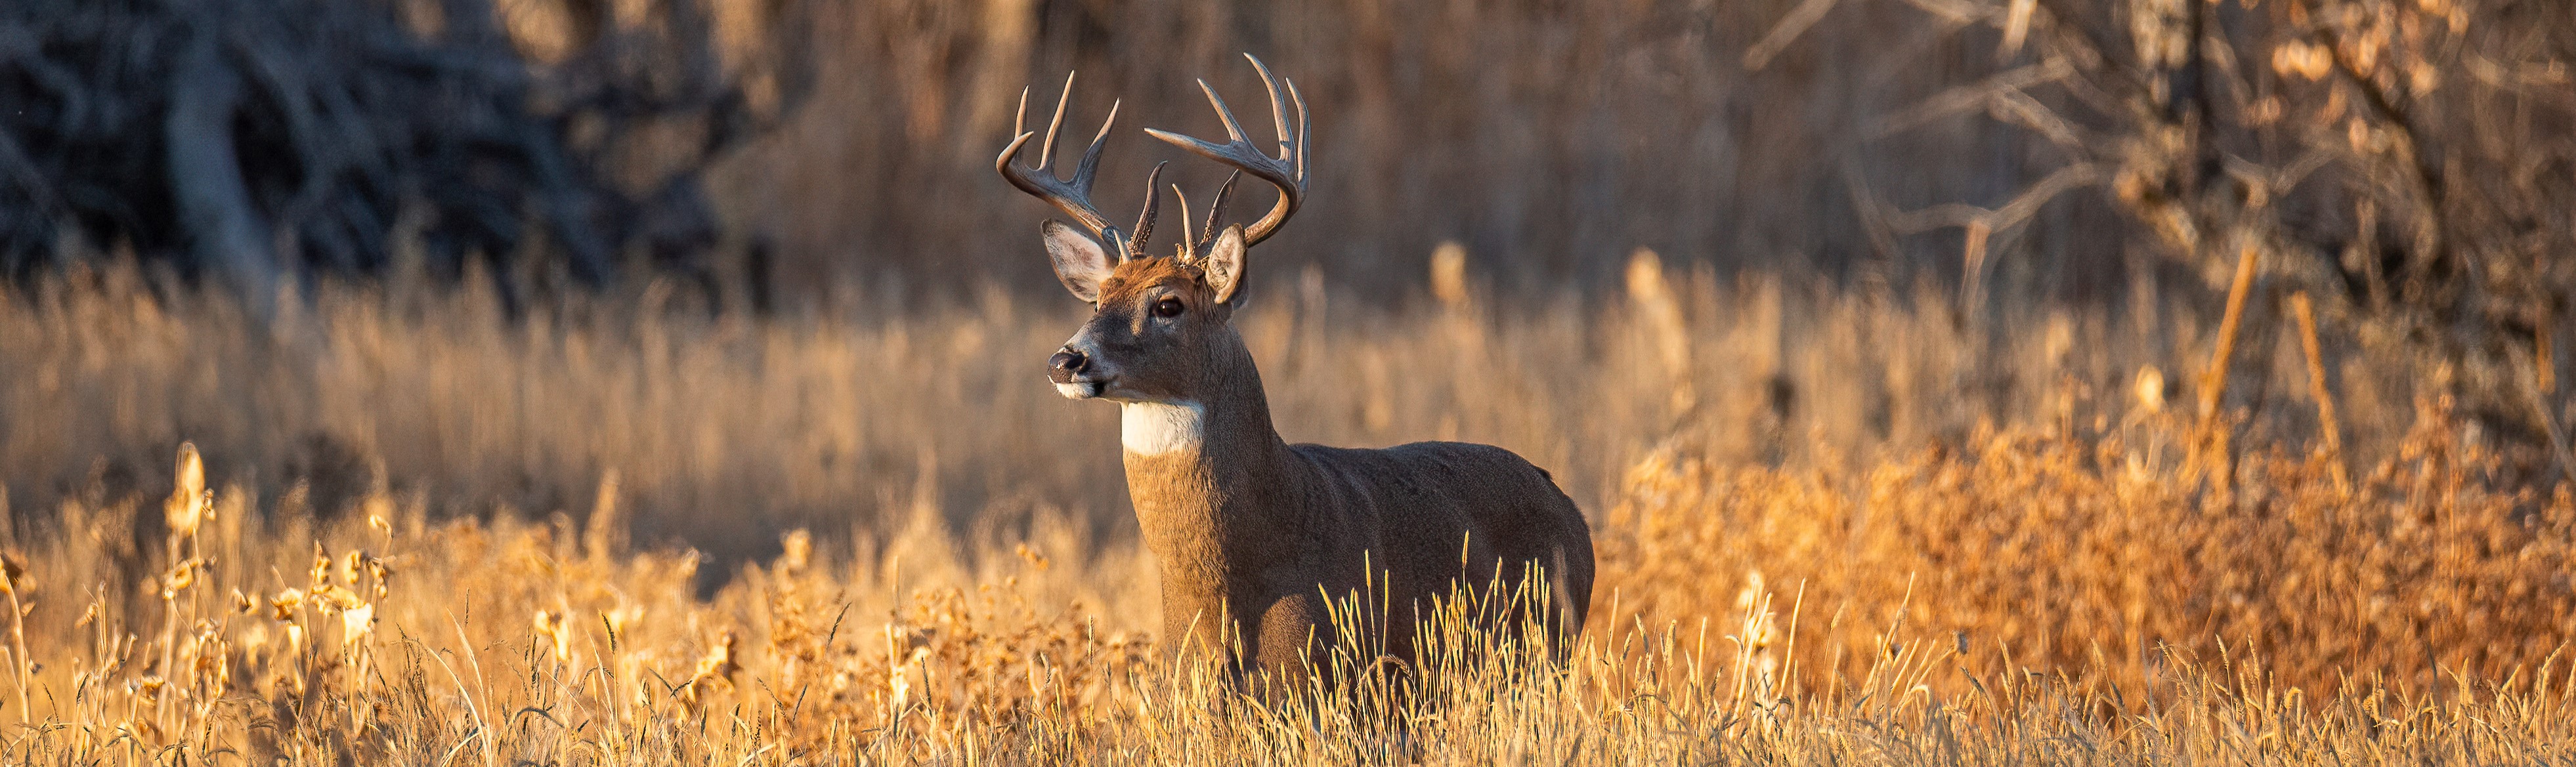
[1049,350,1089,375]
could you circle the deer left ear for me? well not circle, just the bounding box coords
[1042,220,1113,302]
[1203,224,1247,304]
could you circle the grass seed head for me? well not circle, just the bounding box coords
[532,610,573,663]
[269,589,306,621]
[339,603,374,646]
[164,442,209,539]
[0,552,24,596]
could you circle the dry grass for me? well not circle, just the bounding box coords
[3,0,2571,759]
[1603,401,2576,699]
[0,259,2570,762]
[0,408,2571,762]
[0,249,2473,564]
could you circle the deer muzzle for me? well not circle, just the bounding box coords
[1048,346,1111,399]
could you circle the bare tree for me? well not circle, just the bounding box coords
[1839,0,2576,466]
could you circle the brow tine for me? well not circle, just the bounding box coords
[1129,161,1167,260]
[1169,184,1195,250]
[1200,171,1241,249]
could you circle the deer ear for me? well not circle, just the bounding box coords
[1042,220,1111,302]
[1203,225,1247,304]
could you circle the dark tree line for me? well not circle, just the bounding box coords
[0,0,811,318]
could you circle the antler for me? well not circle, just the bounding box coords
[997,72,1166,260]
[1146,54,1308,249]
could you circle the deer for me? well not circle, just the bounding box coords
[995,54,1594,682]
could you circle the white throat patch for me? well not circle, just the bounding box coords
[1121,402,1205,455]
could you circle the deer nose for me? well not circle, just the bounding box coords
[1048,349,1090,376]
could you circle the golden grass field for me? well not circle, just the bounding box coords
[0,251,2571,763]
[0,0,2567,758]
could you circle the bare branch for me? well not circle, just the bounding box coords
[1873,60,2073,138]
[1744,0,1842,71]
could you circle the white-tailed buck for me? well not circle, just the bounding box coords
[997,55,1594,679]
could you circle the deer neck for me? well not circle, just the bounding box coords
[1119,331,1293,595]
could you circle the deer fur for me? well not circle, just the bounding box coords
[1043,228,1595,680]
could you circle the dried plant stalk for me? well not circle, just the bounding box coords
[2193,244,2263,488]
[1958,219,1993,318]
[2288,292,2348,491]
[2199,245,2262,420]
[2540,324,2556,395]
[2518,329,2576,485]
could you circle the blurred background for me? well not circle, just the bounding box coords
[1,0,2571,571]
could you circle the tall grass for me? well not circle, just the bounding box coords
[0,255,2567,760]
[0,414,2570,762]
[1604,404,2576,698]
[0,250,2466,567]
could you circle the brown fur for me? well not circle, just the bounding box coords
[1054,249,1595,682]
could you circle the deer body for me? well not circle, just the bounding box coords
[1000,56,1593,678]
[1113,318,1591,674]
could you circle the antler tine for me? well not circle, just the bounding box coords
[1288,77,1308,185]
[1196,79,1251,144]
[1071,99,1117,199]
[1129,162,1167,260]
[1014,85,1029,147]
[995,72,1131,254]
[1039,71,1074,169]
[1196,171,1241,253]
[1144,54,1309,247]
[1246,54,1291,155]
[1168,183,1193,256]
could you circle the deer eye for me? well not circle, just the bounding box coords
[1152,297,1186,318]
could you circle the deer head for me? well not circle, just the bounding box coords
[997,55,1308,404]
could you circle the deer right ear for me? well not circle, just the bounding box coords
[1042,220,1113,302]
[1201,225,1247,304]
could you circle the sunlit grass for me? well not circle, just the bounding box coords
[0,410,2568,763]
[0,259,2556,763]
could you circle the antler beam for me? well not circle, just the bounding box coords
[997,72,1165,261]
[1146,54,1309,248]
